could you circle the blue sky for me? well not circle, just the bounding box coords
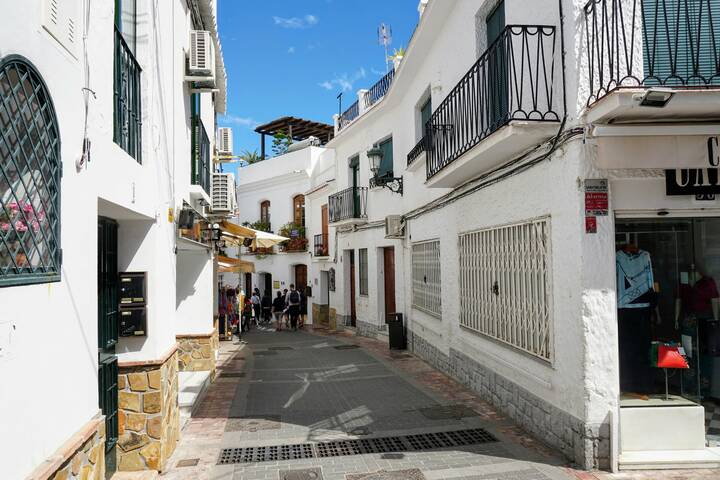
[217,0,418,166]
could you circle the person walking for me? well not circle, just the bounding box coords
[250,289,261,328]
[272,291,285,331]
[261,290,272,324]
[242,297,253,333]
[299,286,308,329]
[282,288,290,328]
[287,284,301,331]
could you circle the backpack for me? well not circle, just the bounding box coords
[289,290,300,305]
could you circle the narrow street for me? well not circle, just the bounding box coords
[162,328,574,480]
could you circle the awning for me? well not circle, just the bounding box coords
[217,255,255,273]
[219,221,256,246]
[252,230,289,248]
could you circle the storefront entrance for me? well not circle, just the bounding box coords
[616,217,720,446]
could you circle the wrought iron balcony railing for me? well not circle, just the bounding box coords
[192,117,211,195]
[426,25,562,180]
[363,69,395,109]
[338,69,396,132]
[407,135,428,167]
[114,27,142,162]
[329,187,368,223]
[584,0,720,106]
[314,233,329,257]
[338,101,359,130]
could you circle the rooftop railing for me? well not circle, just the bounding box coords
[338,69,396,132]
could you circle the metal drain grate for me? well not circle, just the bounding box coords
[218,371,245,378]
[217,428,496,465]
[333,344,360,350]
[269,346,294,350]
[253,350,277,356]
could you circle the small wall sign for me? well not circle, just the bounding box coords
[585,216,597,234]
[584,179,609,216]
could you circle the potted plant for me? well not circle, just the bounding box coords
[279,223,308,252]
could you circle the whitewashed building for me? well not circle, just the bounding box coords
[297,0,720,472]
[0,0,227,477]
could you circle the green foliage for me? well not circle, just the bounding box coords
[243,220,271,232]
[278,222,308,252]
[271,130,292,157]
[239,149,261,165]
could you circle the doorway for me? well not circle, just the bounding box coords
[244,272,252,298]
[98,217,118,477]
[616,218,720,444]
[261,272,273,296]
[383,247,396,322]
[294,264,307,291]
[349,251,357,327]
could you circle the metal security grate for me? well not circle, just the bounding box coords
[459,218,552,361]
[0,56,62,287]
[269,346,294,350]
[217,428,497,465]
[411,240,442,317]
[218,371,245,378]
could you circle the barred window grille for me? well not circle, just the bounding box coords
[459,218,552,361]
[113,26,142,162]
[412,240,442,317]
[358,248,368,295]
[0,56,62,287]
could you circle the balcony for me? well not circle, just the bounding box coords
[113,27,142,162]
[584,0,720,124]
[424,25,563,188]
[407,136,427,169]
[338,70,395,132]
[314,234,329,257]
[329,187,368,225]
[191,117,211,196]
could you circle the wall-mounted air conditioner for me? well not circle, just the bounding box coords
[217,127,233,156]
[385,215,405,238]
[186,30,215,83]
[211,172,236,214]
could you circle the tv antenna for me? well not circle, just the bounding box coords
[378,23,392,73]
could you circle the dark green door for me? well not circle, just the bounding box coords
[98,217,118,477]
[350,156,360,218]
[487,1,508,128]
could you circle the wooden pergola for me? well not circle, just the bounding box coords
[254,116,334,159]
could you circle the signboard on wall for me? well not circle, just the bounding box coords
[584,179,609,216]
[329,268,336,292]
[665,168,720,195]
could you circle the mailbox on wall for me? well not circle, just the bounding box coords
[119,272,147,337]
[119,272,147,306]
[119,307,146,336]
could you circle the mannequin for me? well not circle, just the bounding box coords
[675,266,720,329]
[617,243,657,393]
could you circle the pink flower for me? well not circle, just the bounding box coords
[22,203,34,214]
[0,223,9,233]
[31,220,40,232]
[14,220,28,233]
[7,202,19,215]
[36,210,46,222]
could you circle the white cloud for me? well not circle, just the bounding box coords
[219,114,259,129]
[318,68,367,92]
[371,67,387,76]
[288,46,296,54]
[273,14,319,29]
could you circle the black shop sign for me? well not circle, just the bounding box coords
[665,137,720,196]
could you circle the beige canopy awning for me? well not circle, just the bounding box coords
[219,221,256,246]
[252,230,289,248]
[217,255,255,273]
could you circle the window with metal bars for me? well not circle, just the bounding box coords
[113,0,142,162]
[190,93,211,195]
[0,56,62,287]
[359,248,368,295]
[412,240,442,317]
[458,218,552,361]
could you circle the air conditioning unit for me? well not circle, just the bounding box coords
[217,127,233,156]
[211,172,236,213]
[385,215,405,238]
[187,30,215,80]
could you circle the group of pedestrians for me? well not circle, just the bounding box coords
[226,284,306,341]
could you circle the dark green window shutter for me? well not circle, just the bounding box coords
[486,1,505,46]
[642,0,720,85]
[420,98,432,136]
[378,138,394,178]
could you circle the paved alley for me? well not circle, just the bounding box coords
[161,328,578,480]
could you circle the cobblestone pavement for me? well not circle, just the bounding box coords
[160,326,720,480]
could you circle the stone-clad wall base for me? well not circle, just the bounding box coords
[312,303,330,327]
[407,329,610,470]
[117,351,179,472]
[36,417,106,480]
[177,333,217,377]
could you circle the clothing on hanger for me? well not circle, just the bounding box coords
[617,249,654,309]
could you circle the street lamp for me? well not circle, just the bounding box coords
[366,144,403,195]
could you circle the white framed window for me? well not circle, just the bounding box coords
[459,217,552,361]
[412,240,441,317]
